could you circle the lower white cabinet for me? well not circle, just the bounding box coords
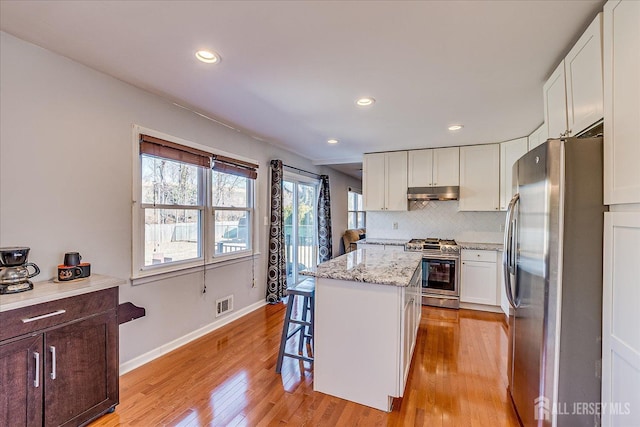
[460,250,499,306]
[602,211,640,427]
[357,243,404,252]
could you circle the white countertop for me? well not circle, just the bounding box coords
[0,274,127,312]
[359,238,408,246]
[301,248,422,287]
[458,241,504,251]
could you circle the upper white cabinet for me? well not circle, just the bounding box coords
[363,151,408,211]
[603,0,640,205]
[500,137,528,210]
[566,13,604,136]
[528,123,547,151]
[408,147,459,187]
[459,144,500,211]
[544,13,604,139]
[543,61,569,139]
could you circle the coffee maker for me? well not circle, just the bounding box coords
[0,247,40,294]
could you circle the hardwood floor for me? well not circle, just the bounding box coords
[89,303,519,426]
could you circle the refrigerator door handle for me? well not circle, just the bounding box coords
[503,193,520,308]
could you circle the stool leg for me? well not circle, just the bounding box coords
[298,296,310,356]
[308,295,315,357]
[275,296,295,374]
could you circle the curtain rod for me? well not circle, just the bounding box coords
[283,164,323,179]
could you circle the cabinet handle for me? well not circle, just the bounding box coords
[50,346,57,380]
[21,309,66,323]
[34,352,40,388]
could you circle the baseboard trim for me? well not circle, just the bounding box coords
[459,302,504,314]
[119,299,268,375]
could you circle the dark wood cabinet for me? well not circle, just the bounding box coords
[0,287,119,427]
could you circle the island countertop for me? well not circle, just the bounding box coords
[301,248,422,287]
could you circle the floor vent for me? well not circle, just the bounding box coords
[216,295,233,317]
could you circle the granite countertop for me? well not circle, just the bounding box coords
[458,241,504,251]
[0,274,127,312]
[359,238,408,246]
[301,248,422,287]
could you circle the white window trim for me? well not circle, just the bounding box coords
[131,124,260,281]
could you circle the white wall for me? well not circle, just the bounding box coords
[367,201,505,243]
[0,32,359,367]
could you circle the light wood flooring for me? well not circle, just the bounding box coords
[90,303,519,426]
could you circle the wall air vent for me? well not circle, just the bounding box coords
[216,295,234,317]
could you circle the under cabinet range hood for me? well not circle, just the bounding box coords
[407,186,459,201]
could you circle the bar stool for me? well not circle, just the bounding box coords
[275,278,315,374]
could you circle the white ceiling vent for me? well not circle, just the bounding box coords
[216,295,234,317]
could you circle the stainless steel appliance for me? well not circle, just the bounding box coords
[503,137,605,426]
[0,246,40,294]
[407,186,459,201]
[405,238,460,309]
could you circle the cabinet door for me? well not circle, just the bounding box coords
[44,311,118,427]
[566,13,603,136]
[602,212,640,427]
[604,0,640,205]
[460,260,498,305]
[432,147,460,187]
[363,153,386,210]
[544,60,568,139]
[459,144,500,211]
[527,123,547,151]
[0,335,43,427]
[500,138,528,210]
[385,151,408,211]
[408,149,433,187]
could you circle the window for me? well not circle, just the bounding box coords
[141,155,204,266]
[348,189,365,229]
[134,130,257,277]
[213,170,252,255]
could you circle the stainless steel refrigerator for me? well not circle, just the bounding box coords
[503,137,606,427]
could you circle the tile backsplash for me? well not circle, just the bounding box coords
[366,201,506,243]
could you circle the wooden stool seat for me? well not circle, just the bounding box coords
[275,278,315,373]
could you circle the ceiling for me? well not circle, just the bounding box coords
[0,0,605,179]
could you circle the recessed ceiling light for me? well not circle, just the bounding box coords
[195,50,221,64]
[356,97,376,107]
[448,124,464,131]
[327,139,339,144]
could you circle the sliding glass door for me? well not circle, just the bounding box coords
[283,176,318,286]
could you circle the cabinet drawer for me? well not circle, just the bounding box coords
[0,287,117,342]
[461,250,496,262]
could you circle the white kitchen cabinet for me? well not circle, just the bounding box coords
[527,123,547,151]
[602,212,640,427]
[543,61,569,139]
[408,147,459,187]
[603,0,640,205]
[363,151,408,211]
[459,144,500,211]
[544,14,604,139]
[498,250,510,319]
[460,250,499,306]
[566,13,604,136]
[357,242,405,252]
[500,137,528,211]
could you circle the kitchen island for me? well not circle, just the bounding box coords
[302,248,422,412]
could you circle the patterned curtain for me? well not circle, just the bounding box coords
[317,174,333,263]
[266,160,287,303]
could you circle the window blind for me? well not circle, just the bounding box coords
[140,134,211,168]
[213,154,258,179]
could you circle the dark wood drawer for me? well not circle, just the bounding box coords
[0,287,117,342]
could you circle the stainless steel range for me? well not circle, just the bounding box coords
[405,238,460,309]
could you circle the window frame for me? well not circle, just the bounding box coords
[347,188,365,229]
[132,125,258,280]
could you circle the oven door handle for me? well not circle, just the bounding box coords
[503,193,520,309]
